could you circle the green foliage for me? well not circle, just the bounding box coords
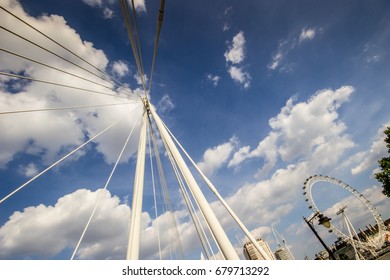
[375,127,390,197]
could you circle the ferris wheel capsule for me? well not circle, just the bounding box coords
[303,175,387,254]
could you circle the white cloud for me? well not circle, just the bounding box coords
[351,122,389,175]
[224,31,246,64]
[270,86,354,162]
[363,43,382,64]
[228,66,251,88]
[157,94,175,113]
[229,132,278,178]
[268,51,283,70]
[82,0,103,7]
[299,28,316,42]
[230,86,354,175]
[269,27,318,71]
[211,162,304,229]
[0,189,132,259]
[268,39,291,72]
[197,137,237,177]
[18,162,39,177]
[209,86,357,236]
[82,0,145,17]
[103,7,114,19]
[0,1,143,167]
[134,73,148,86]
[222,23,230,32]
[224,6,232,16]
[228,145,251,168]
[206,74,221,87]
[131,0,146,13]
[0,188,205,259]
[112,60,129,77]
[224,31,251,88]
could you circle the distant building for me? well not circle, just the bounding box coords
[274,244,293,260]
[243,238,275,260]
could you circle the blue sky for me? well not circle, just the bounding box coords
[0,0,389,260]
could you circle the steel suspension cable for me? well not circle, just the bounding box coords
[0,5,133,96]
[165,141,220,259]
[148,0,165,92]
[0,71,130,100]
[0,110,135,205]
[130,0,146,90]
[147,115,184,259]
[0,102,138,115]
[162,121,271,260]
[164,142,214,260]
[0,25,137,99]
[118,0,147,95]
[0,48,138,100]
[146,121,162,260]
[71,112,141,260]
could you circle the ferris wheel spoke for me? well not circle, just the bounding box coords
[303,175,387,256]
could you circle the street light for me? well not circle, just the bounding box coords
[303,212,337,260]
[318,213,332,229]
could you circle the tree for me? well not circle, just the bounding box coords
[375,126,390,197]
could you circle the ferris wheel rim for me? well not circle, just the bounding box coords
[303,175,386,251]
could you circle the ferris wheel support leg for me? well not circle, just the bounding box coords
[127,111,148,260]
[149,105,239,260]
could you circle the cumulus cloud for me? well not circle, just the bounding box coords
[229,132,278,178]
[269,86,354,162]
[351,122,390,175]
[230,86,354,175]
[205,85,389,258]
[0,0,143,167]
[224,31,251,88]
[197,137,237,177]
[200,86,357,235]
[320,184,390,238]
[0,189,132,259]
[224,31,246,64]
[18,163,39,177]
[112,60,129,77]
[227,66,251,89]
[196,85,356,231]
[157,94,175,113]
[0,187,207,260]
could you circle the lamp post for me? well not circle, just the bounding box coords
[303,212,336,260]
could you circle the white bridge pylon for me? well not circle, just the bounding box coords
[126,98,270,260]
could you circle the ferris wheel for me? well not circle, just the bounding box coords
[303,175,386,254]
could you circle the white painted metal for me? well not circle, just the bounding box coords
[126,110,148,260]
[166,126,271,259]
[342,211,363,260]
[303,175,386,253]
[149,104,240,260]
